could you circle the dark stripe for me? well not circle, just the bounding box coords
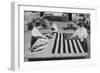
[71,40,77,53]
[58,33,61,53]
[66,40,71,53]
[52,33,58,53]
[63,33,66,53]
[79,40,88,53]
[75,40,82,53]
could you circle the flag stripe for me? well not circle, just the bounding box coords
[71,40,77,53]
[79,40,88,53]
[66,40,71,53]
[73,40,80,53]
[75,40,82,53]
[52,33,58,53]
[63,33,66,53]
[77,40,85,53]
[52,33,88,54]
[58,33,61,53]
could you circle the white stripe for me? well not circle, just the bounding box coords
[60,33,63,54]
[69,40,74,53]
[77,40,84,53]
[65,40,69,53]
[55,33,59,54]
[73,40,80,53]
